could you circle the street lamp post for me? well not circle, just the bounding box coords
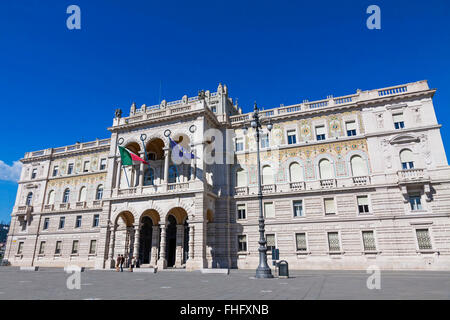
[244,103,274,279]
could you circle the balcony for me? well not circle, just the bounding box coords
[352,176,370,186]
[289,181,306,191]
[262,184,276,194]
[75,201,86,209]
[167,182,189,191]
[59,203,70,210]
[235,187,248,196]
[397,169,428,183]
[43,204,54,211]
[320,179,336,189]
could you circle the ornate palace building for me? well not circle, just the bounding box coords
[4,80,450,270]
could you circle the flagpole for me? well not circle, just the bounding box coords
[122,166,131,188]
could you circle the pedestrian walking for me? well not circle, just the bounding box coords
[119,254,124,272]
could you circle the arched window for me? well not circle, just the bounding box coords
[79,187,87,202]
[289,162,303,182]
[168,165,178,184]
[236,169,247,187]
[26,192,33,206]
[96,185,104,200]
[47,190,55,205]
[63,188,70,203]
[319,159,333,179]
[400,149,414,169]
[144,168,155,186]
[262,165,274,185]
[350,155,368,177]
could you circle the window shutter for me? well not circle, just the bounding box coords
[289,162,303,182]
[319,159,333,179]
[393,113,404,122]
[262,166,274,185]
[346,121,356,131]
[316,126,325,135]
[357,196,369,206]
[79,187,87,202]
[400,149,414,163]
[351,156,367,176]
[324,198,335,214]
[264,202,275,218]
[236,170,247,187]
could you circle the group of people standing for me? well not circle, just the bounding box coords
[115,254,139,272]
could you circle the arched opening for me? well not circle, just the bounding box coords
[114,211,135,262]
[319,159,333,179]
[146,138,165,161]
[166,207,189,268]
[262,165,274,185]
[172,133,191,149]
[350,155,368,176]
[400,149,414,169]
[26,192,33,206]
[96,185,104,200]
[289,162,303,182]
[47,190,55,205]
[236,168,247,187]
[62,188,70,203]
[166,215,177,267]
[125,142,140,155]
[79,186,87,202]
[168,165,178,183]
[144,167,155,186]
[139,216,153,265]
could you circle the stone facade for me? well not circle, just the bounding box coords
[5,80,450,270]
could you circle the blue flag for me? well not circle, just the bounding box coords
[169,138,195,163]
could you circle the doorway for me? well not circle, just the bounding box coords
[139,216,153,264]
[166,215,177,267]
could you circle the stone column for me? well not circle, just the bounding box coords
[175,224,185,267]
[163,147,170,185]
[150,225,160,266]
[109,225,117,268]
[139,153,145,187]
[116,160,122,190]
[156,224,167,269]
[189,225,195,260]
[133,223,140,262]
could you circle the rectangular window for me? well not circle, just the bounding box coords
[316,126,326,141]
[89,240,97,254]
[266,234,276,253]
[17,242,24,254]
[261,134,269,148]
[43,218,50,230]
[237,204,246,220]
[410,194,422,211]
[235,138,244,152]
[211,106,217,113]
[296,233,307,251]
[327,232,340,252]
[264,202,275,218]
[39,241,46,255]
[416,229,432,250]
[324,198,336,215]
[99,159,107,170]
[31,168,37,179]
[346,121,357,136]
[238,235,247,252]
[357,196,370,214]
[293,200,304,217]
[71,240,79,254]
[83,161,90,172]
[287,130,297,145]
[52,166,59,177]
[93,214,100,227]
[55,241,62,254]
[67,163,74,175]
[75,215,82,228]
[393,113,405,129]
[59,217,65,229]
[362,231,376,251]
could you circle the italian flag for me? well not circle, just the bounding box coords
[118,146,149,166]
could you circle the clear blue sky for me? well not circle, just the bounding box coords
[0,0,449,223]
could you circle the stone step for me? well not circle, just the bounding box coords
[132,267,157,273]
[201,268,229,275]
[20,266,39,271]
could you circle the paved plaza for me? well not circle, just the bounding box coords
[0,267,449,300]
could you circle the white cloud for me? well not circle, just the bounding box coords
[0,160,22,182]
